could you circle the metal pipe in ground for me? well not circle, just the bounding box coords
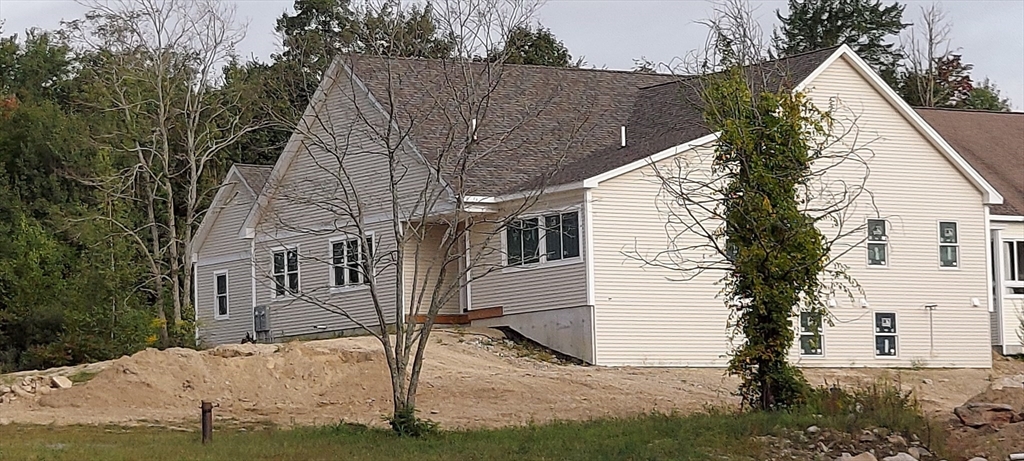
[201,400,213,444]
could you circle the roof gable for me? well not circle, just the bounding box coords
[189,164,270,258]
[916,108,1024,216]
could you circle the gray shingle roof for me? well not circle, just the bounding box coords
[344,47,837,196]
[234,164,274,195]
[917,108,1024,216]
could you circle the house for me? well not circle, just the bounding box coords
[190,45,1011,368]
[916,108,1024,356]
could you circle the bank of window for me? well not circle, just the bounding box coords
[506,211,580,267]
[874,312,898,357]
[1006,241,1024,295]
[331,236,373,287]
[273,248,300,296]
[867,219,888,266]
[214,271,228,318]
[938,221,958,268]
[799,311,824,356]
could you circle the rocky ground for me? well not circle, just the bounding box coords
[2,329,1023,460]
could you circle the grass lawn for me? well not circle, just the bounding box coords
[0,402,944,461]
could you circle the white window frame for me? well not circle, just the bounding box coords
[213,270,229,320]
[501,208,583,271]
[798,311,824,357]
[271,245,300,300]
[1005,239,1024,297]
[328,232,374,292]
[865,218,889,269]
[937,220,959,269]
[873,312,899,358]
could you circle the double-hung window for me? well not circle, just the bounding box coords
[867,219,888,266]
[1006,240,1024,295]
[874,312,898,357]
[331,236,373,287]
[273,248,300,297]
[799,311,823,356]
[506,211,580,267]
[214,271,228,318]
[938,221,958,268]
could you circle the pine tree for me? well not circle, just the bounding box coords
[488,25,575,67]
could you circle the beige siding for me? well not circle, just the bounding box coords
[403,224,461,316]
[997,220,1024,353]
[196,179,252,259]
[196,258,252,346]
[591,55,992,367]
[469,190,589,315]
[249,68,441,339]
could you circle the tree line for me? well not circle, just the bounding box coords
[0,0,1012,373]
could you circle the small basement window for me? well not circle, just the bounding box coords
[214,271,228,318]
[331,236,373,287]
[938,221,958,268]
[799,311,823,356]
[874,312,898,357]
[273,247,300,297]
[867,219,887,266]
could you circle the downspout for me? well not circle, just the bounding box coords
[251,238,257,338]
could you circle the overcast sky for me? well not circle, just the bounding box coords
[1,0,1022,108]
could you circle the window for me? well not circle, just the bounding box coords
[874,312,897,357]
[799,311,823,356]
[867,219,887,266]
[1006,240,1024,295]
[331,236,373,287]
[214,271,228,318]
[938,221,958,268]
[505,211,581,267]
[273,248,299,297]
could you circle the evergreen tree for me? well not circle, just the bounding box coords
[962,78,1012,111]
[774,0,908,83]
[488,25,574,67]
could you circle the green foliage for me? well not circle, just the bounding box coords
[775,0,908,83]
[489,25,575,67]
[898,54,974,108]
[702,68,833,411]
[962,78,1012,111]
[386,405,439,437]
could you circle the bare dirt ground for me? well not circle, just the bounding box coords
[1,328,1022,433]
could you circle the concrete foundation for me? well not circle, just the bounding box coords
[473,305,594,363]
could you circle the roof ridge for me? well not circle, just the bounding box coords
[914,106,1024,115]
[342,53,683,78]
[633,46,841,91]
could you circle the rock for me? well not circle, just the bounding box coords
[954,402,1018,428]
[0,385,10,394]
[50,376,73,389]
[844,453,878,461]
[807,425,821,434]
[0,418,10,426]
[966,458,987,461]
[881,454,916,461]
[859,431,878,442]
[886,434,907,446]
[36,386,51,395]
[11,385,32,398]
[990,374,1024,390]
[921,379,933,385]
[907,446,927,459]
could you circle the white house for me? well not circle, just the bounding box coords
[190,45,1017,368]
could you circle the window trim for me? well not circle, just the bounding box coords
[1005,238,1024,297]
[865,218,890,269]
[873,311,899,359]
[328,232,375,293]
[213,270,229,320]
[501,207,583,272]
[937,220,960,270]
[798,310,825,358]
[270,245,300,300]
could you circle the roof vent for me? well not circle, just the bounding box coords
[620,126,626,148]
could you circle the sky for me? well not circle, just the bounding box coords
[1,0,1022,108]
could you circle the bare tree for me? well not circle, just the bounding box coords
[250,0,595,433]
[70,0,264,342]
[899,4,972,107]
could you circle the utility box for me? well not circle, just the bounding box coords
[254,305,272,342]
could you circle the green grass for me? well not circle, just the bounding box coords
[0,379,943,461]
[66,370,100,384]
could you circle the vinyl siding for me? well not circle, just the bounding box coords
[196,179,252,259]
[249,66,441,339]
[469,190,589,315]
[590,55,992,367]
[196,258,253,346]
[403,225,461,316]
[997,220,1024,353]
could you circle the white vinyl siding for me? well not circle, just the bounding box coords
[402,225,461,316]
[195,180,252,259]
[589,54,991,367]
[196,258,252,346]
[470,190,589,316]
